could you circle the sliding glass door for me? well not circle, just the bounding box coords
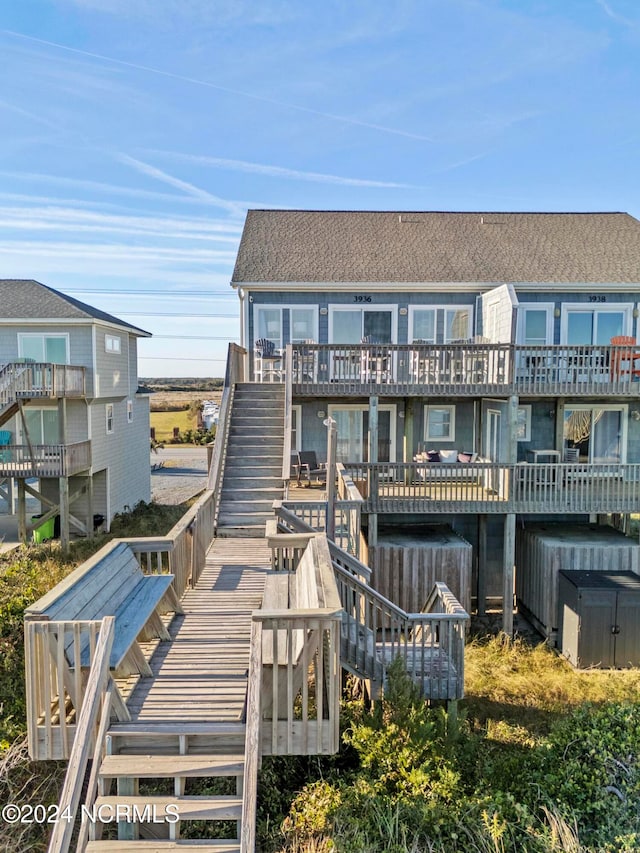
[563,406,626,463]
[329,404,395,463]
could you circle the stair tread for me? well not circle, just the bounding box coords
[87,842,239,851]
[108,722,246,736]
[100,754,244,778]
[94,795,242,820]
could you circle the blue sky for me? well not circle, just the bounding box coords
[1,0,639,377]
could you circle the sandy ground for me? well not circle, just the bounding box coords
[150,445,209,505]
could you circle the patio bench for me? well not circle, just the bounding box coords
[25,540,183,676]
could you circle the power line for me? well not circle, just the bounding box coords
[120,312,238,317]
[139,356,227,362]
[152,335,239,340]
[65,288,235,297]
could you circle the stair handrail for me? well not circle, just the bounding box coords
[46,616,115,853]
[282,343,293,482]
[241,618,263,853]
[207,343,246,526]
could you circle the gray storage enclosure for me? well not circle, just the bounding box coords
[558,570,640,669]
[515,523,640,641]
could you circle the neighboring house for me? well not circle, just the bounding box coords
[231,210,640,644]
[0,279,152,545]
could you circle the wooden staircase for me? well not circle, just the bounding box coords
[86,722,247,850]
[217,383,286,538]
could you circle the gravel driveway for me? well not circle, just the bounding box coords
[150,446,209,505]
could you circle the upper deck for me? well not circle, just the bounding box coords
[286,342,640,398]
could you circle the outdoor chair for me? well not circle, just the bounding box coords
[297,451,327,487]
[609,336,640,380]
[255,338,283,383]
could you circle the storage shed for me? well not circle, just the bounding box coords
[368,525,472,613]
[558,570,640,669]
[516,523,640,642]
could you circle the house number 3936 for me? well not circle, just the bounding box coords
[353,295,372,302]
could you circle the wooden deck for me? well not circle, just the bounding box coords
[126,538,270,724]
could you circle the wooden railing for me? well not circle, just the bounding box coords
[345,461,640,514]
[272,506,467,703]
[207,343,245,528]
[0,440,91,477]
[336,464,364,559]
[0,362,85,410]
[241,618,262,853]
[257,534,341,757]
[336,564,468,701]
[46,617,115,853]
[288,342,640,397]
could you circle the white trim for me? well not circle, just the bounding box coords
[1,318,151,336]
[560,302,634,344]
[328,304,398,343]
[127,399,133,423]
[327,402,397,462]
[233,280,640,294]
[423,404,456,443]
[516,303,555,344]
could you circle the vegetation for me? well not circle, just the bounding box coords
[258,644,640,853]
[0,500,191,852]
[3,511,640,853]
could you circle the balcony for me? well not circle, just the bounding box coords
[287,343,640,397]
[0,441,91,478]
[344,461,640,515]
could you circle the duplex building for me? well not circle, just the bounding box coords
[231,210,640,642]
[0,279,151,546]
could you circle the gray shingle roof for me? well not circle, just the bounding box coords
[0,280,151,336]
[232,210,640,284]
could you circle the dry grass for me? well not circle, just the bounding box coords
[464,633,640,735]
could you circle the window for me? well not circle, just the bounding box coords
[291,405,302,451]
[409,306,472,343]
[562,305,632,345]
[327,404,396,463]
[18,334,69,364]
[255,306,318,348]
[563,405,626,463]
[424,405,456,442]
[105,334,121,353]
[517,304,554,345]
[330,306,396,343]
[516,405,531,441]
[23,408,58,444]
[127,400,133,423]
[290,309,316,343]
[106,403,114,434]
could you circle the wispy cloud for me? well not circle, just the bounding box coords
[596,0,639,28]
[146,151,421,189]
[1,29,435,143]
[116,154,247,215]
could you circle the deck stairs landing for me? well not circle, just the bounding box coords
[217,382,286,538]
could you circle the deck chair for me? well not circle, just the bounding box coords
[255,338,283,382]
[297,451,327,488]
[609,336,640,380]
[0,431,11,463]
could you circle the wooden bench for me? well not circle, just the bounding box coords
[25,540,183,677]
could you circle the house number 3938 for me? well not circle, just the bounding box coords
[589,295,606,302]
[353,295,372,302]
